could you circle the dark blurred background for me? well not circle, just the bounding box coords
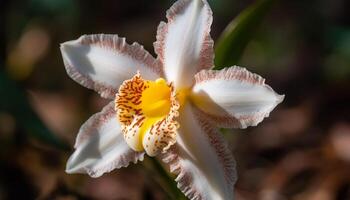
[0,0,350,199]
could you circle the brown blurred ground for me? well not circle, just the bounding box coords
[1,0,350,199]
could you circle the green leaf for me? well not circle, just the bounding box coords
[143,157,187,200]
[0,71,69,150]
[214,0,275,69]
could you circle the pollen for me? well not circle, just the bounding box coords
[115,73,179,156]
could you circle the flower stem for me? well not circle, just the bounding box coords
[143,157,187,200]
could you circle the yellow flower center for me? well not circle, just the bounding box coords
[141,78,171,118]
[138,78,172,147]
[115,73,180,156]
[176,88,190,107]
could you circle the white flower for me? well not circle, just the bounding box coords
[60,0,284,199]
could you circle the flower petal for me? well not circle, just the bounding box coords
[66,101,144,178]
[161,104,237,200]
[154,0,214,88]
[61,34,162,99]
[191,66,284,128]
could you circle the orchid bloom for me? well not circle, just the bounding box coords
[60,0,284,199]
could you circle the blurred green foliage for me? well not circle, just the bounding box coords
[324,27,350,82]
[214,0,275,69]
[0,71,69,150]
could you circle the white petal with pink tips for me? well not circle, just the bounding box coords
[66,102,144,178]
[61,34,162,99]
[191,66,284,129]
[162,104,237,200]
[154,0,214,88]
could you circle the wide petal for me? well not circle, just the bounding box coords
[66,101,144,178]
[191,66,284,128]
[161,104,236,200]
[154,0,214,88]
[61,34,162,99]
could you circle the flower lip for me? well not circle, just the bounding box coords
[115,72,180,156]
[140,78,171,118]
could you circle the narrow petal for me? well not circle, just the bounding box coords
[66,102,144,178]
[191,66,284,128]
[61,34,162,99]
[161,104,237,200]
[154,0,214,88]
